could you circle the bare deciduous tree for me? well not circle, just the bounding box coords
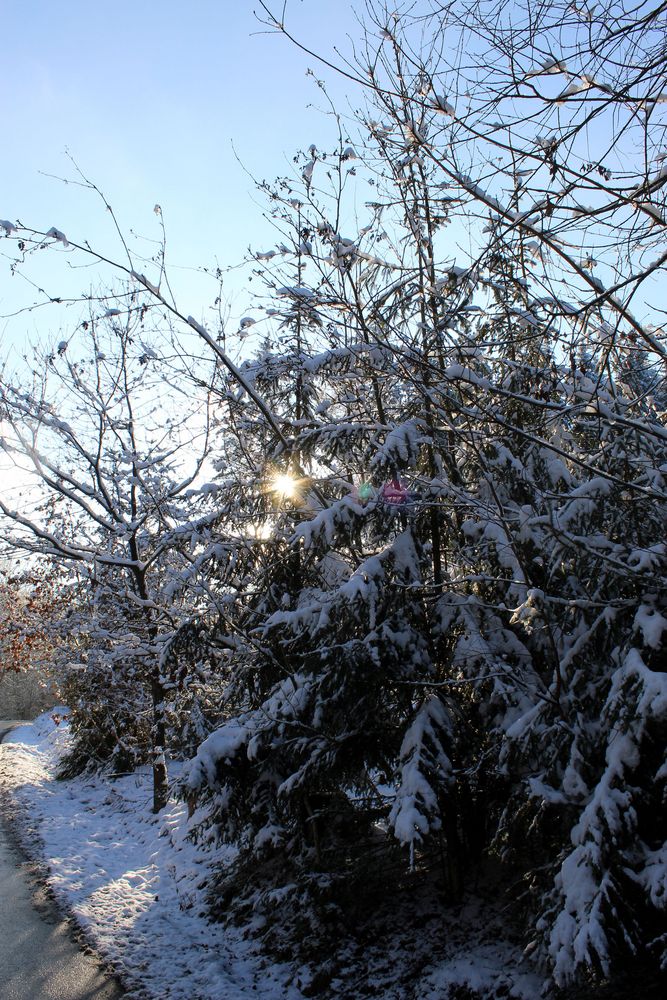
[0,302,214,810]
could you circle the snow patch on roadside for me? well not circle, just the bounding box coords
[0,712,302,1000]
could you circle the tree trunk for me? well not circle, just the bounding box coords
[151,675,169,813]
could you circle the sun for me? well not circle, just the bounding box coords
[271,473,299,500]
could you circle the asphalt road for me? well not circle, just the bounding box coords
[0,721,124,999]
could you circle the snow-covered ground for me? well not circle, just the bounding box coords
[0,712,545,999]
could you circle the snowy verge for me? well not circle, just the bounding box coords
[0,711,303,1000]
[0,713,545,999]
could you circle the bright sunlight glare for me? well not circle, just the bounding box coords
[271,474,299,500]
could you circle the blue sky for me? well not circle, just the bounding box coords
[5,1,664,362]
[2,1,363,352]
